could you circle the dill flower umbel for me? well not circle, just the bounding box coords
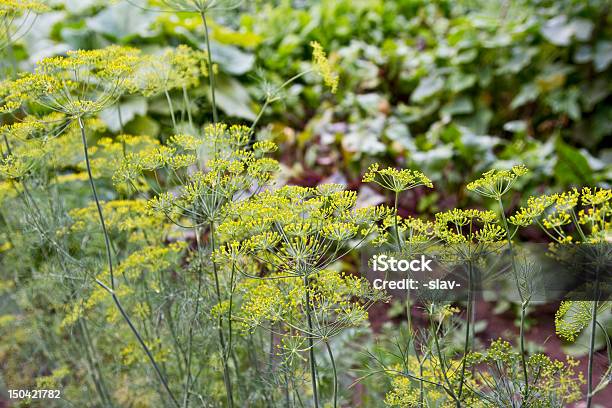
[466,165,528,199]
[132,45,210,97]
[1,46,140,117]
[363,163,433,192]
[510,188,611,243]
[0,0,49,50]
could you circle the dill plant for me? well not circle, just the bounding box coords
[0,3,608,407]
[467,165,532,400]
[0,46,188,406]
[215,184,390,408]
[509,187,612,407]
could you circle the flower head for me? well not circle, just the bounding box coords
[310,41,339,93]
[362,163,433,193]
[1,46,140,117]
[466,165,528,199]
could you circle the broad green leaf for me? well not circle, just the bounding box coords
[86,3,157,41]
[511,83,539,109]
[412,75,444,103]
[214,75,256,120]
[554,138,593,185]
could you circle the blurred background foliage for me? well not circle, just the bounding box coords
[5,0,610,215]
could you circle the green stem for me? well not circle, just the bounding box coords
[164,90,177,131]
[497,198,530,399]
[250,98,269,133]
[78,117,180,408]
[324,340,338,408]
[430,306,458,403]
[457,262,473,403]
[586,278,600,408]
[209,222,234,408]
[79,318,113,407]
[183,227,205,408]
[394,192,401,251]
[303,274,320,408]
[200,12,218,125]
[248,69,314,141]
[182,86,194,131]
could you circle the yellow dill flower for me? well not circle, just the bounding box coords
[310,41,339,93]
[169,133,202,151]
[555,301,593,342]
[466,165,528,199]
[0,154,31,179]
[0,0,49,50]
[580,187,611,206]
[1,46,140,117]
[363,163,433,192]
[132,45,209,96]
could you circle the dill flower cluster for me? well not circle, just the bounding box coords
[0,46,140,117]
[435,208,504,246]
[310,41,339,93]
[362,163,433,193]
[384,356,479,408]
[509,187,611,243]
[0,0,49,50]
[120,124,280,224]
[217,184,390,276]
[132,45,211,97]
[466,165,528,199]
[467,339,584,407]
[236,270,382,337]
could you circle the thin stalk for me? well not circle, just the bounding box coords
[303,274,320,408]
[249,98,269,133]
[182,86,194,131]
[200,12,218,125]
[209,222,234,408]
[324,340,338,408]
[429,307,458,404]
[586,277,600,408]
[457,261,473,405]
[79,318,113,407]
[497,198,529,399]
[78,117,180,408]
[393,192,402,251]
[183,227,205,408]
[249,69,313,134]
[164,90,178,131]
[419,359,424,407]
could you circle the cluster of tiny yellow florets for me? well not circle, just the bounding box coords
[0,0,49,51]
[466,165,528,199]
[466,339,583,406]
[510,187,611,243]
[236,269,382,339]
[384,356,478,407]
[310,41,339,93]
[554,301,594,342]
[1,46,140,117]
[435,208,502,245]
[0,0,48,15]
[133,45,211,96]
[363,163,433,192]
[217,185,389,275]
